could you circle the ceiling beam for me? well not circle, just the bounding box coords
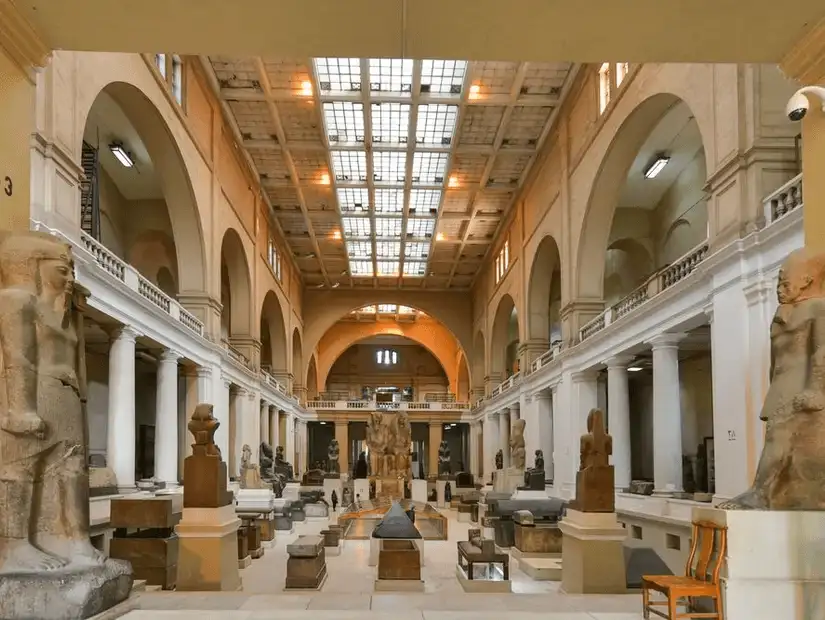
[397,60,423,288]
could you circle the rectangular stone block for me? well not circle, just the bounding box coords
[287,535,324,557]
[110,496,178,529]
[257,516,275,541]
[514,523,562,554]
[285,552,327,589]
[305,503,329,518]
[378,540,421,580]
[109,534,178,589]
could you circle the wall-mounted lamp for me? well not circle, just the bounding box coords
[643,154,669,179]
[109,142,135,168]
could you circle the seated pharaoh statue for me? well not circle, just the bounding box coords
[570,408,615,513]
[0,231,133,618]
[274,445,294,481]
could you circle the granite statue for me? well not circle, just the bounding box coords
[0,232,132,617]
[534,449,544,471]
[327,438,340,474]
[438,439,451,477]
[571,408,615,512]
[353,451,368,479]
[259,442,274,478]
[510,419,527,470]
[495,449,504,470]
[722,249,825,510]
[523,449,545,490]
[274,445,294,481]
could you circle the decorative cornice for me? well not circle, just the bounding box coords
[781,16,825,84]
[0,0,50,77]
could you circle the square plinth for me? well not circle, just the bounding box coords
[175,504,242,592]
[558,509,626,594]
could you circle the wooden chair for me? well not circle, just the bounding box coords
[641,520,727,619]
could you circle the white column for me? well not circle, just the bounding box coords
[106,326,139,491]
[483,412,498,481]
[214,376,231,463]
[650,333,685,493]
[498,409,511,469]
[154,349,180,486]
[259,400,270,452]
[270,407,280,449]
[246,392,261,465]
[535,390,554,482]
[232,388,247,477]
[285,412,295,470]
[550,381,566,495]
[606,355,634,491]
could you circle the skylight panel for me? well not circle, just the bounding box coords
[420,60,467,94]
[350,260,374,277]
[323,102,365,143]
[373,151,407,185]
[369,59,413,93]
[337,187,370,213]
[375,188,404,214]
[371,102,410,145]
[411,152,448,185]
[404,241,430,259]
[409,189,441,214]
[375,217,402,238]
[360,305,377,313]
[377,260,400,277]
[416,104,458,145]
[397,305,416,314]
[331,151,368,182]
[376,241,401,258]
[346,240,372,259]
[378,304,396,313]
[406,218,435,238]
[342,216,371,237]
[403,261,428,277]
[315,58,362,93]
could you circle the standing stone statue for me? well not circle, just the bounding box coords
[438,439,451,477]
[390,411,412,478]
[571,408,615,512]
[722,250,825,510]
[239,444,263,489]
[366,411,387,476]
[509,419,527,470]
[495,449,504,470]
[0,232,132,616]
[327,438,340,474]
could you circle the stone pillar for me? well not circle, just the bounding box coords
[428,421,442,478]
[216,377,231,466]
[605,355,634,491]
[550,381,566,494]
[498,409,511,469]
[231,388,246,477]
[260,400,269,451]
[468,422,478,477]
[650,333,685,493]
[269,405,279,448]
[154,349,181,486]
[535,390,554,482]
[284,412,295,471]
[335,419,349,475]
[106,326,139,491]
[483,413,498,481]
[246,391,260,465]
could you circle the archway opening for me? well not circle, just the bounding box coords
[260,290,288,375]
[292,328,304,392]
[472,330,485,398]
[491,294,520,378]
[527,235,562,346]
[219,229,252,343]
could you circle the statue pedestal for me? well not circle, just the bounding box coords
[378,477,404,501]
[493,468,523,495]
[175,505,242,591]
[558,509,626,594]
[693,506,825,619]
[323,478,343,507]
[411,479,428,503]
[354,478,370,501]
[436,480,448,507]
[235,488,275,513]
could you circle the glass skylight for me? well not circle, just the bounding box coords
[406,218,436,238]
[372,103,410,144]
[416,104,458,145]
[323,102,365,143]
[337,187,369,213]
[331,151,368,182]
[342,216,371,237]
[412,152,449,185]
[346,240,372,258]
[421,60,467,94]
[405,241,431,259]
[375,217,402,238]
[369,59,413,93]
[373,151,406,185]
[315,58,362,93]
[375,188,404,213]
[376,241,401,258]
[378,304,396,313]
[350,260,374,277]
[409,189,441,214]
[377,260,400,277]
[403,261,428,277]
[397,305,416,314]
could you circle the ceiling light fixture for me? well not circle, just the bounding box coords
[300,80,313,96]
[469,84,481,99]
[628,366,643,372]
[436,232,446,241]
[320,173,330,185]
[643,154,669,179]
[331,282,340,288]
[109,142,134,168]
[331,230,342,240]
[448,175,459,188]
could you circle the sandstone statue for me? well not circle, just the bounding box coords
[274,445,294,481]
[510,419,527,470]
[722,249,825,510]
[389,411,412,478]
[0,232,132,616]
[571,408,615,512]
[366,411,387,476]
[327,438,340,474]
[239,444,263,489]
[438,439,451,477]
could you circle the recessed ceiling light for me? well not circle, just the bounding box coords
[643,154,669,179]
[469,84,481,99]
[436,232,446,241]
[300,80,313,96]
[448,175,459,188]
[109,142,134,168]
[628,366,643,372]
[331,230,342,240]
[320,173,330,185]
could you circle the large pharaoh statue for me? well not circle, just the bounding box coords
[390,411,412,478]
[722,249,825,510]
[0,232,132,612]
[366,411,387,476]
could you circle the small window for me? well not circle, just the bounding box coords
[391,351,397,364]
[155,54,167,78]
[494,237,511,284]
[598,63,611,113]
[615,62,629,88]
[171,55,183,104]
[377,350,383,364]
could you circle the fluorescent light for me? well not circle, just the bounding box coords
[319,421,326,425]
[643,155,669,179]
[628,366,643,372]
[109,143,134,168]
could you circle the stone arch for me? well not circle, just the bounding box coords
[576,92,711,302]
[491,294,519,378]
[306,355,319,400]
[472,330,486,395]
[526,235,562,343]
[292,328,304,386]
[457,353,470,402]
[220,228,253,339]
[260,290,288,373]
[80,80,206,293]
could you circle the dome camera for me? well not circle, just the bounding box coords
[786,86,825,122]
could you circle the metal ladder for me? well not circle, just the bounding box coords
[79,141,100,239]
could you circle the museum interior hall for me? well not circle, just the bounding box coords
[2,2,825,619]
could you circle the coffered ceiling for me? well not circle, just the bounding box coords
[203,57,576,290]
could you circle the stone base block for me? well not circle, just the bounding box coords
[493,469,522,495]
[238,555,251,569]
[411,479,428,503]
[0,559,133,620]
[458,511,472,522]
[692,506,825,620]
[325,544,341,556]
[354,479,370,501]
[518,556,562,581]
[374,578,425,592]
[175,504,242,591]
[455,564,511,593]
[285,555,327,590]
[262,539,276,549]
[558,509,626,594]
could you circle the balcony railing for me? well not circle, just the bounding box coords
[261,370,288,395]
[579,240,709,342]
[77,230,205,337]
[306,400,471,412]
[763,173,803,226]
[490,372,521,398]
[529,343,562,373]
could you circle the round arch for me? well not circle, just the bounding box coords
[292,328,304,386]
[220,228,253,338]
[306,355,319,399]
[526,235,562,343]
[81,81,206,293]
[260,290,288,373]
[576,92,711,302]
[490,293,519,377]
[472,330,486,395]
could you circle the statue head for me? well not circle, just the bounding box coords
[0,232,74,302]
[586,408,606,435]
[777,249,825,304]
[242,444,251,464]
[188,403,220,456]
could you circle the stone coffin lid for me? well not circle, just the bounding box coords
[371,501,422,539]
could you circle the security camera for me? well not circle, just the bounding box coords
[786,86,825,122]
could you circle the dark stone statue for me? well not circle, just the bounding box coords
[274,445,294,481]
[495,449,503,470]
[438,439,451,477]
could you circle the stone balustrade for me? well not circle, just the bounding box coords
[762,172,803,226]
[306,399,471,412]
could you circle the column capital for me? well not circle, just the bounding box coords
[222,375,232,389]
[604,355,635,369]
[110,325,140,342]
[196,365,212,379]
[247,391,258,402]
[530,390,552,403]
[571,369,599,383]
[648,332,686,350]
[159,349,181,364]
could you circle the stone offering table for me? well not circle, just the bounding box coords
[236,489,276,547]
[285,536,328,590]
[375,540,424,591]
[492,468,523,495]
[510,509,562,581]
[456,528,511,593]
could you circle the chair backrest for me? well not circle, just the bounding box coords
[685,520,727,584]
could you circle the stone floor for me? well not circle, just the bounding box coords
[124,508,646,619]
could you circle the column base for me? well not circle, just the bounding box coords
[558,509,626,594]
[174,505,242,591]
